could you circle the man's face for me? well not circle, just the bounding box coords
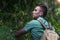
[32,6,43,18]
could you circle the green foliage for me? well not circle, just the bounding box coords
[0,26,15,40]
[0,0,60,40]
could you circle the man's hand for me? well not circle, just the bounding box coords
[15,29,26,40]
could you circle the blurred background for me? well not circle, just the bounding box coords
[0,0,60,40]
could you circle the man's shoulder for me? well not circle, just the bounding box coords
[28,20,39,24]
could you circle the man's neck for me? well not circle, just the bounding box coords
[33,16,44,20]
[33,17,37,20]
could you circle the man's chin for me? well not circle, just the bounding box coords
[33,17,37,20]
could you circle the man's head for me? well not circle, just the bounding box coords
[32,3,48,19]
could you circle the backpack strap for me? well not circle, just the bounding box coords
[37,20,47,29]
[37,20,53,30]
[48,22,53,30]
[38,20,53,30]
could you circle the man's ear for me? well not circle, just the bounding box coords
[39,12,43,16]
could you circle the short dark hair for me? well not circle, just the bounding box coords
[36,3,48,17]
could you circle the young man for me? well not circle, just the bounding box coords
[15,4,55,40]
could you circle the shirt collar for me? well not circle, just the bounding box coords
[37,17,44,20]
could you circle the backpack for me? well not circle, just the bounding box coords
[38,20,59,40]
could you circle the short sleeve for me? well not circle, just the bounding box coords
[23,21,34,32]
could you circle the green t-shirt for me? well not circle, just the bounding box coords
[23,17,55,40]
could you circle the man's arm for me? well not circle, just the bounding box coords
[15,21,34,40]
[15,29,26,40]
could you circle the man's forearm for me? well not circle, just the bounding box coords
[15,29,26,38]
